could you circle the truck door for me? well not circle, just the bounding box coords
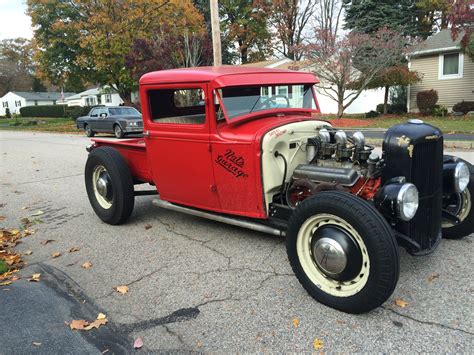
[143,84,220,210]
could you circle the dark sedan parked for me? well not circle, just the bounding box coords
[76,106,143,138]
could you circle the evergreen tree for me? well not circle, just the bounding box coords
[343,0,431,38]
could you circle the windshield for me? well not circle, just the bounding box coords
[109,107,141,116]
[217,84,316,121]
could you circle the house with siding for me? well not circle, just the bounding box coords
[408,29,473,112]
[0,91,75,116]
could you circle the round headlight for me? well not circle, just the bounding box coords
[397,183,419,221]
[454,162,470,192]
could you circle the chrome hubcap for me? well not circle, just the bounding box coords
[313,237,347,276]
[96,176,109,198]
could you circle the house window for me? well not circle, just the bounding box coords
[439,52,463,79]
[2,102,8,108]
[86,97,96,106]
[53,100,56,105]
[105,94,112,103]
[15,101,21,107]
[34,100,38,105]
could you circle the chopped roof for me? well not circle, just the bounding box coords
[410,29,462,56]
[139,66,318,86]
[11,91,76,101]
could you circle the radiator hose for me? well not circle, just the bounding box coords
[275,151,288,204]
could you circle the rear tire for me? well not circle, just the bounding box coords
[114,124,124,139]
[286,191,399,314]
[85,124,94,137]
[85,147,134,224]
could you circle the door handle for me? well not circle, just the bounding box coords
[143,130,150,138]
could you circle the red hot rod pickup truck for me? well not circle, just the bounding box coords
[84,67,473,314]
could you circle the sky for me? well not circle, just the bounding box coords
[0,0,32,40]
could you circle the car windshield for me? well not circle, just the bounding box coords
[217,84,316,121]
[109,107,141,116]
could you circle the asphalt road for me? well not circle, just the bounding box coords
[0,131,473,353]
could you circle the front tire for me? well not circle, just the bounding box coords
[114,124,124,139]
[286,191,399,314]
[85,147,134,224]
[442,156,473,239]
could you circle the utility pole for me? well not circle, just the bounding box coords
[210,0,222,66]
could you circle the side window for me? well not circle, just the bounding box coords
[90,108,99,117]
[148,88,205,125]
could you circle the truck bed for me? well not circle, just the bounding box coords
[92,138,154,183]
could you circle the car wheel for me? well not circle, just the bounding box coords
[286,190,399,314]
[442,156,473,239]
[85,147,134,225]
[85,124,95,137]
[114,124,124,139]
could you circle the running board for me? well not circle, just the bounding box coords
[152,198,286,237]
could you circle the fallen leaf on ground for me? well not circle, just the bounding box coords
[114,285,129,294]
[0,203,6,208]
[32,342,42,346]
[40,239,55,245]
[28,273,41,282]
[81,261,92,269]
[51,252,61,258]
[394,299,408,308]
[197,341,203,348]
[134,337,143,349]
[10,229,20,236]
[68,246,80,253]
[84,318,108,330]
[313,338,324,350]
[31,210,44,217]
[0,216,5,221]
[292,318,299,328]
[428,273,440,282]
[0,281,12,286]
[144,224,152,230]
[23,229,34,236]
[70,319,89,330]
[21,206,29,210]
[24,250,33,255]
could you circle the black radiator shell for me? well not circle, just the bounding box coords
[382,120,444,254]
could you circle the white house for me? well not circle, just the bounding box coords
[242,58,385,114]
[65,87,124,107]
[0,91,76,116]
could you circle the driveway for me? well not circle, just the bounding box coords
[0,131,473,353]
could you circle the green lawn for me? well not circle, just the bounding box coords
[0,117,79,133]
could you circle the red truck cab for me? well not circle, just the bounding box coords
[85,67,473,314]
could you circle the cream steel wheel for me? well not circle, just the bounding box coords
[296,214,370,297]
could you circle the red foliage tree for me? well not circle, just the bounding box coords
[449,0,474,60]
[301,27,411,117]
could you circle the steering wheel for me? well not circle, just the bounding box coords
[259,95,290,109]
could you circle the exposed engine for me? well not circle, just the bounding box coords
[285,127,383,208]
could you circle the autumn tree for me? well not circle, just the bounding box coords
[265,0,318,60]
[0,38,38,96]
[302,28,410,117]
[219,0,272,63]
[27,0,92,92]
[449,0,474,60]
[125,30,212,81]
[29,0,206,102]
[360,66,422,114]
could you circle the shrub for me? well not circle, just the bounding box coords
[5,108,11,118]
[432,105,448,117]
[452,101,474,115]
[65,106,93,120]
[20,105,67,118]
[376,103,407,114]
[366,110,380,118]
[416,89,438,115]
